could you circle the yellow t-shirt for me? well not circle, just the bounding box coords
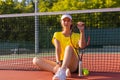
[52,32,80,60]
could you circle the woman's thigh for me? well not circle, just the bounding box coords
[68,51,78,72]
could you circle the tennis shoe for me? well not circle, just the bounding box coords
[52,68,66,80]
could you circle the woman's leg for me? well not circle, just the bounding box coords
[61,45,78,72]
[52,46,78,80]
[33,57,57,73]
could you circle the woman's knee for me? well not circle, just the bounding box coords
[33,57,40,65]
[65,45,73,52]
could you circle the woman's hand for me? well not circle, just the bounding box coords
[77,21,85,32]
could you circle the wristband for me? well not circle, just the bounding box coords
[56,61,61,65]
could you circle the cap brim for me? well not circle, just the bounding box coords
[61,14,72,20]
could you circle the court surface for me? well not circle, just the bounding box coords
[0,70,120,80]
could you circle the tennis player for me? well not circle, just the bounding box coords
[33,14,87,80]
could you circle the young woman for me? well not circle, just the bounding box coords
[33,14,87,80]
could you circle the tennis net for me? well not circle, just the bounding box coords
[0,8,120,72]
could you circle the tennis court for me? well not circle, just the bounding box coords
[0,52,120,80]
[0,8,120,80]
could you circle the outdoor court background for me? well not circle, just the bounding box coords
[0,8,120,80]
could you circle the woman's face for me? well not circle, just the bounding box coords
[61,17,72,30]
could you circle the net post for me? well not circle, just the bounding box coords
[35,0,39,54]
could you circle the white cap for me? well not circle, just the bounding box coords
[61,14,72,20]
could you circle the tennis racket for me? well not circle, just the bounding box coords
[78,36,90,77]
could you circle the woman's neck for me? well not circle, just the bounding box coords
[62,30,71,37]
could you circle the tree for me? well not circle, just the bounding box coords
[0,0,15,14]
[37,0,120,12]
[0,0,34,14]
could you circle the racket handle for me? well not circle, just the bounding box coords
[78,61,83,77]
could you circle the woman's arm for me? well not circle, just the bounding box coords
[77,22,87,49]
[54,39,62,65]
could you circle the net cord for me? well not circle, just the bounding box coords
[0,8,120,18]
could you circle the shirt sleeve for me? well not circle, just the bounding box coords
[52,32,60,45]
